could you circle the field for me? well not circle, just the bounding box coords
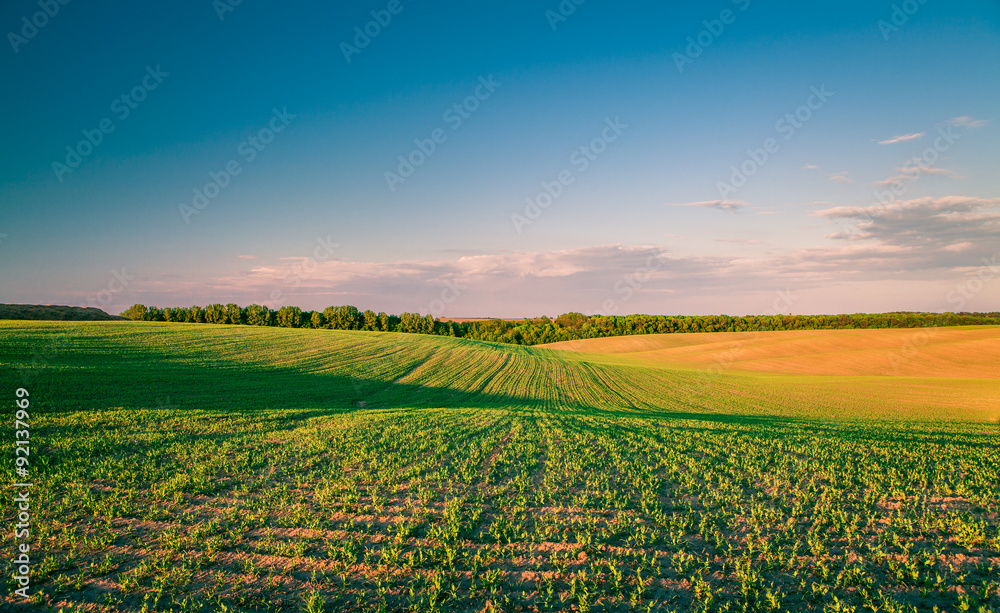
[2,321,999,612]
[540,327,1000,378]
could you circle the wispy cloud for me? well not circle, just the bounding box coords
[877,132,925,145]
[130,214,1000,316]
[802,164,818,170]
[714,238,763,245]
[814,196,1000,266]
[191,244,737,315]
[945,116,989,128]
[671,200,747,212]
[874,164,957,187]
[829,172,853,184]
[942,241,974,253]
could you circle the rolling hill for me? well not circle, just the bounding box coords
[4,321,997,422]
[542,326,1000,378]
[2,321,998,612]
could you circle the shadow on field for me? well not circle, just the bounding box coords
[13,323,985,435]
[7,333,810,430]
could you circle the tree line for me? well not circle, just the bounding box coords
[119,304,455,335]
[120,304,1000,345]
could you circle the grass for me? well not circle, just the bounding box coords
[2,321,998,612]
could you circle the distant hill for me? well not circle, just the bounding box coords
[0,304,128,321]
[541,326,1000,379]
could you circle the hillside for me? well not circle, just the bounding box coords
[0,303,127,321]
[2,321,998,612]
[4,321,997,422]
[541,326,1000,378]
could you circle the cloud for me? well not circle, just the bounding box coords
[129,198,1000,316]
[138,244,789,317]
[236,255,256,260]
[829,172,853,184]
[802,164,818,170]
[814,196,1000,222]
[945,116,989,129]
[205,244,709,301]
[942,242,974,253]
[877,132,925,145]
[874,164,957,188]
[813,197,1000,267]
[714,238,763,245]
[913,166,954,177]
[671,200,747,212]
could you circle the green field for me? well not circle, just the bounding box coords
[2,321,999,612]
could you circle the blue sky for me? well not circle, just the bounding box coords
[1,1,998,317]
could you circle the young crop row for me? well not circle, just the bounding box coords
[4,407,998,612]
[2,322,997,611]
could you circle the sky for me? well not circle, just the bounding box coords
[1,1,998,318]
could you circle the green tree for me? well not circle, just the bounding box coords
[120,304,148,320]
[326,305,360,330]
[205,304,227,324]
[245,304,270,326]
[310,311,325,329]
[187,306,206,323]
[225,303,243,325]
[276,306,302,328]
[555,312,588,329]
[362,310,379,331]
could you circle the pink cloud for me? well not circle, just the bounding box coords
[671,200,747,212]
[877,132,925,145]
[945,116,989,128]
